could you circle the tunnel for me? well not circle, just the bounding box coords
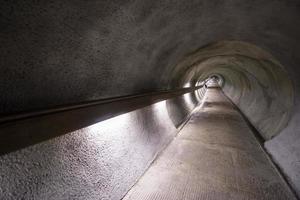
[1,1,300,199]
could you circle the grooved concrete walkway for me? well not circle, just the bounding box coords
[123,87,296,200]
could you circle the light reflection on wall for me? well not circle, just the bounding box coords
[84,100,170,142]
[151,100,178,134]
[196,88,206,102]
[196,81,204,86]
[75,99,177,163]
[183,82,191,88]
[85,111,132,140]
[81,92,205,147]
[0,92,206,200]
[152,100,167,122]
[183,93,195,110]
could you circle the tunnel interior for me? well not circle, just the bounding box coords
[172,41,294,140]
[1,1,300,199]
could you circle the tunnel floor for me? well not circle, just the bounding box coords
[123,87,296,200]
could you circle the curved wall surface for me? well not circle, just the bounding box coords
[1,0,300,197]
[2,0,300,116]
[171,41,294,140]
[172,40,300,195]
[0,91,204,200]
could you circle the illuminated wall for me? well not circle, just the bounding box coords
[0,90,205,200]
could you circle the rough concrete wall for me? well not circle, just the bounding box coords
[0,91,203,200]
[124,87,297,200]
[1,0,300,115]
[1,0,300,197]
[171,40,300,196]
[167,92,199,127]
[265,104,300,196]
[172,41,294,140]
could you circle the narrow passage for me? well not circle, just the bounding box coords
[123,86,296,200]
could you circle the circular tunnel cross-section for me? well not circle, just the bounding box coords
[171,41,294,140]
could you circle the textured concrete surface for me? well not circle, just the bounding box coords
[169,40,300,196]
[166,92,199,128]
[1,0,300,197]
[123,87,296,200]
[1,1,300,115]
[0,86,203,155]
[173,41,294,140]
[0,91,205,200]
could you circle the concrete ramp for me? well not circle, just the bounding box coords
[123,88,296,200]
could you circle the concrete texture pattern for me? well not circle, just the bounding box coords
[1,0,300,197]
[0,91,204,200]
[172,41,294,140]
[123,87,296,200]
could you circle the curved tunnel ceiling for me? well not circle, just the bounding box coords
[1,0,300,142]
[1,0,300,196]
[172,41,294,140]
[2,0,300,117]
